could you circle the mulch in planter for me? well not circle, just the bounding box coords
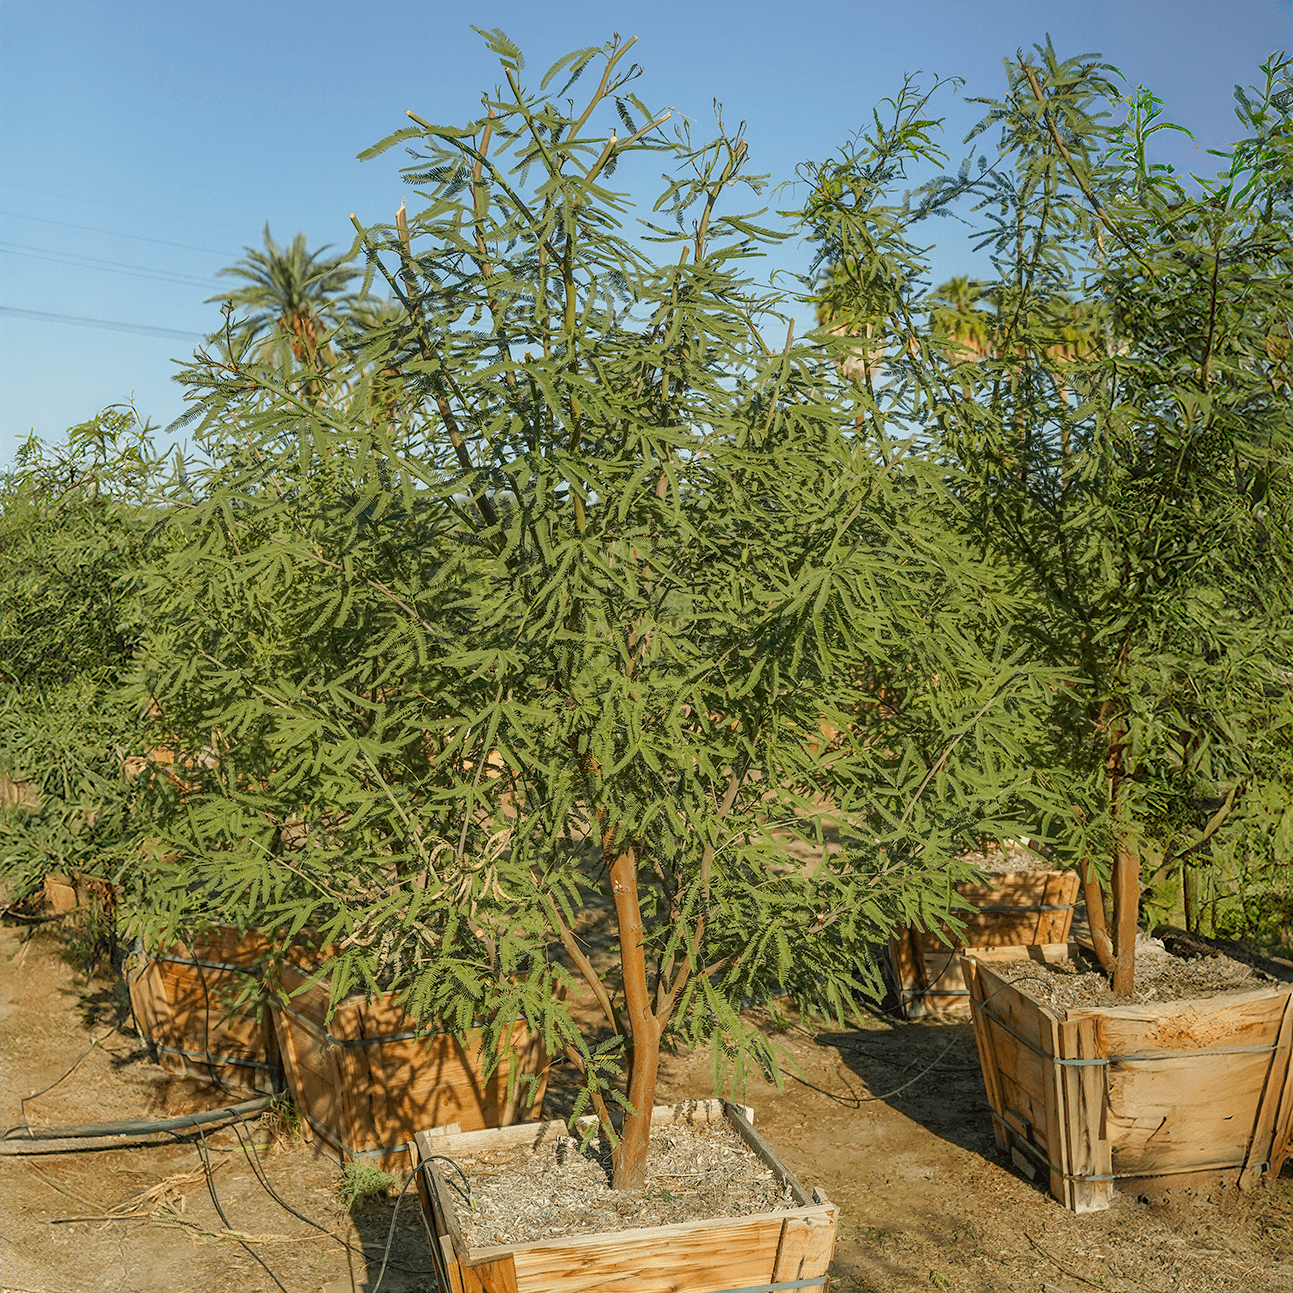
[1000,935,1271,1010]
[455,1116,797,1248]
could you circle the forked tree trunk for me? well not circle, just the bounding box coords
[1083,722,1140,996]
[606,842,661,1191]
[1106,727,1139,996]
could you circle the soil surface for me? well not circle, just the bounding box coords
[4,914,1291,1293]
[0,920,436,1293]
[455,1118,795,1248]
[995,935,1280,1009]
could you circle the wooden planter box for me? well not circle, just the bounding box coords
[412,1099,837,1293]
[889,870,1080,1018]
[126,927,282,1096]
[272,961,550,1167]
[962,947,1293,1213]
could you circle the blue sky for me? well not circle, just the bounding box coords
[1,0,1289,461]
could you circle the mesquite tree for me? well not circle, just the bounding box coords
[0,408,160,911]
[803,43,1293,995]
[137,31,1054,1188]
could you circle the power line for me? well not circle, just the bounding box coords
[0,181,253,233]
[0,305,204,341]
[0,243,224,291]
[0,209,240,258]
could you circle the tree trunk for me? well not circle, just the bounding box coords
[1106,729,1140,997]
[1109,837,1140,996]
[1079,855,1115,974]
[1183,862,1199,934]
[607,842,661,1191]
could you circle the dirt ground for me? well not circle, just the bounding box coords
[3,917,1290,1293]
[0,920,435,1293]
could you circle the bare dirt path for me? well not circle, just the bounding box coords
[3,916,1289,1293]
[0,921,436,1293]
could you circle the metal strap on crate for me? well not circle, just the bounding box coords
[154,954,262,975]
[979,1003,1279,1066]
[990,1109,1267,1185]
[277,1001,509,1049]
[276,1001,432,1049]
[977,1006,1108,1066]
[706,1280,829,1293]
[990,1113,1117,1181]
[299,1114,410,1161]
[155,1042,278,1072]
[972,903,1075,913]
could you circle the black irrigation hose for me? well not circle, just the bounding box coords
[9,1028,119,1133]
[228,1121,425,1276]
[371,1155,471,1293]
[197,1125,290,1293]
[2,1094,276,1145]
[371,1163,427,1293]
[789,970,1073,1108]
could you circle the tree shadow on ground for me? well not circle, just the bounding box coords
[810,1011,1017,1170]
[346,1188,441,1293]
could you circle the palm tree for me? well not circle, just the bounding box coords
[814,257,896,386]
[210,224,359,370]
[929,277,994,362]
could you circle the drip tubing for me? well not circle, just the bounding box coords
[1,1094,276,1153]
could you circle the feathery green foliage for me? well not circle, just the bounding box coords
[136,33,1062,1187]
[0,407,161,905]
[801,41,1293,989]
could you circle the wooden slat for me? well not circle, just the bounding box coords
[911,872,1080,950]
[43,875,79,913]
[723,1103,812,1206]
[888,930,930,1014]
[771,1210,837,1282]
[461,1256,520,1293]
[508,1214,790,1293]
[1057,1015,1113,1213]
[414,1107,835,1293]
[894,911,1080,1020]
[1040,1006,1066,1203]
[1070,987,1292,1182]
[1115,1166,1243,1197]
[131,929,277,1094]
[276,964,550,1160]
[1268,992,1293,1182]
[964,957,1009,1152]
[969,955,1291,1213]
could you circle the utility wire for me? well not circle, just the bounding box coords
[0,305,204,341]
[1,242,224,290]
[0,181,252,232]
[0,208,240,257]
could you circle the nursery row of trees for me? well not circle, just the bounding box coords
[3,33,1291,1188]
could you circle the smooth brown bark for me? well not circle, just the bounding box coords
[1105,727,1140,997]
[606,841,660,1191]
[1109,838,1141,996]
[1183,862,1200,934]
[1079,855,1115,974]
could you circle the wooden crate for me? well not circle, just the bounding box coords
[126,927,282,1096]
[962,949,1293,1213]
[412,1099,837,1293]
[42,873,80,914]
[273,961,550,1167]
[889,870,1080,1018]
